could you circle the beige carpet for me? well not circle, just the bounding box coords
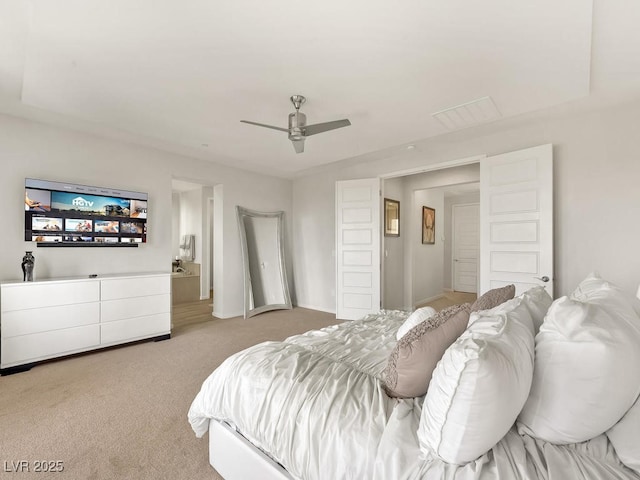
[0,305,339,480]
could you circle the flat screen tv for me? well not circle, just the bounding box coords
[25,178,148,247]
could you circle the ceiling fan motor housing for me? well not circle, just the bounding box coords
[288,111,306,141]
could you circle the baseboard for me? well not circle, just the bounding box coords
[413,293,444,308]
[443,288,454,293]
[294,303,336,315]
[214,305,336,318]
[213,310,244,319]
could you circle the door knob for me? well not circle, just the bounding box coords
[534,276,550,283]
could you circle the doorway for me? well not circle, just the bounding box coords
[338,144,554,319]
[380,164,481,311]
[171,178,215,306]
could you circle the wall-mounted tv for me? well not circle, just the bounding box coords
[25,178,148,247]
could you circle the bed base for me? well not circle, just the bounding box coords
[208,419,293,480]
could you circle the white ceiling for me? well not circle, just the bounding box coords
[1,1,639,178]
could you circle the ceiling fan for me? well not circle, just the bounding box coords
[240,95,351,153]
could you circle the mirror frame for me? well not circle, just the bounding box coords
[236,206,292,318]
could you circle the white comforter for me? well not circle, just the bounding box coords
[188,311,639,480]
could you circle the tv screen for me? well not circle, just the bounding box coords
[25,178,148,246]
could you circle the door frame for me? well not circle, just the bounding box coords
[345,147,552,314]
[379,154,486,180]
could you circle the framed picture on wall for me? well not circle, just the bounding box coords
[384,198,400,237]
[422,206,435,244]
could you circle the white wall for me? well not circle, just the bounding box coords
[0,113,292,319]
[291,170,337,312]
[292,98,640,313]
[411,189,445,306]
[382,178,404,309]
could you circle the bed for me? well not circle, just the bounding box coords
[188,274,640,479]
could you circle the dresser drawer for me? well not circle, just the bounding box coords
[1,324,100,368]
[1,302,100,337]
[100,313,170,345]
[1,281,100,313]
[101,275,170,301]
[101,294,170,323]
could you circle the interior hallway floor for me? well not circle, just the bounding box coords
[418,291,477,311]
[173,289,477,330]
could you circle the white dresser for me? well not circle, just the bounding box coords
[1,272,171,375]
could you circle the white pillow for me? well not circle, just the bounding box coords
[519,285,552,333]
[396,306,437,340]
[418,297,535,464]
[607,394,640,472]
[518,273,640,444]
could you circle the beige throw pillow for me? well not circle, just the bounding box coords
[470,285,515,312]
[383,303,471,398]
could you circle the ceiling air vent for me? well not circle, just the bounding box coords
[432,96,501,131]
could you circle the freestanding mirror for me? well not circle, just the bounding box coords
[236,206,292,318]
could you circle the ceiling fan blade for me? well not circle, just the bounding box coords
[303,119,351,136]
[291,139,305,154]
[240,120,289,133]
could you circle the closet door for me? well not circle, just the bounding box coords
[453,203,480,294]
[480,144,554,296]
[335,178,381,320]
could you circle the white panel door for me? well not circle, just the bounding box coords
[480,144,553,296]
[453,203,479,293]
[336,178,380,320]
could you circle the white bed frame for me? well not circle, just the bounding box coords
[208,419,293,480]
